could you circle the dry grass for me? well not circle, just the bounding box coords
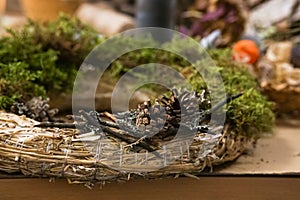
[0,111,250,185]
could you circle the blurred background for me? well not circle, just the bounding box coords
[2,0,299,43]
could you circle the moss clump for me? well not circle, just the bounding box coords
[106,42,274,138]
[0,62,46,107]
[0,14,103,110]
[192,49,275,137]
[159,48,275,138]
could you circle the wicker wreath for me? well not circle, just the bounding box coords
[0,112,249,185]
[0,90,251,186]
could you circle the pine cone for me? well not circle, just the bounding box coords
[115,89,210,141]
[10,97,58,122]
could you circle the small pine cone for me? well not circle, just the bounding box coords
[115,88,210,140]
[10,97,58,122]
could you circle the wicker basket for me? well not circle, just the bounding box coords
[261,83,300,113]
[20,0,83,22]
[0,112,250,185]
[257,40,300,113]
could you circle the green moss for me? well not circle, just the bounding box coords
[0,14,103,110]
[0,62,46,109]
[205,49,274,137]
[107,43,275,138]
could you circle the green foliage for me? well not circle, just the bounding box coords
[0,62,45,109]
[107,42,275,138]
[205,49,274,137]
[106,37,196,77]
[0,14,103,110]
[32,14,103,67]
[109,48,188,76]
[225,88,275,137]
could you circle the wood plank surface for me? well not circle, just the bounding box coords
[0,177,300,200]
